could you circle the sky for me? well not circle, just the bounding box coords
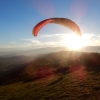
[0,0,100,51]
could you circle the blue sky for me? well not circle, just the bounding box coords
[0,0,100,51]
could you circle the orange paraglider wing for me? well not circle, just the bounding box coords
[32,18,81,36]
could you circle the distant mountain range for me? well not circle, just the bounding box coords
[80,46,100,52]
[0,47,67,57]
[0,46,100,57]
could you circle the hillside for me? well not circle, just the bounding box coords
[0,55,39,75]
[1,46,100,57]
[0,51,100,99]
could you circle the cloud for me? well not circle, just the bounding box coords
[19,33,100,49]
[20,38,42,46]
[1,32,100,51]
[82,33,100,46]
[0,45,12,49]
[20,37,60,47]
[41,34,63,38]
[9,42,18,44]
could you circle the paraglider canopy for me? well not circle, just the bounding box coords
[32,18,82,36]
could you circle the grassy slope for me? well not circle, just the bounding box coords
[0,72,100,100]
[1,51,100,100]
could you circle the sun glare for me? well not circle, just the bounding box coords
[61,34,89,50]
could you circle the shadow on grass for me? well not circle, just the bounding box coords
[47,76,63,86]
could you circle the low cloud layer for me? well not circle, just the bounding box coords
[0,33,100,51]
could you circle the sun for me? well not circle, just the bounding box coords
[61,34,89,50]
